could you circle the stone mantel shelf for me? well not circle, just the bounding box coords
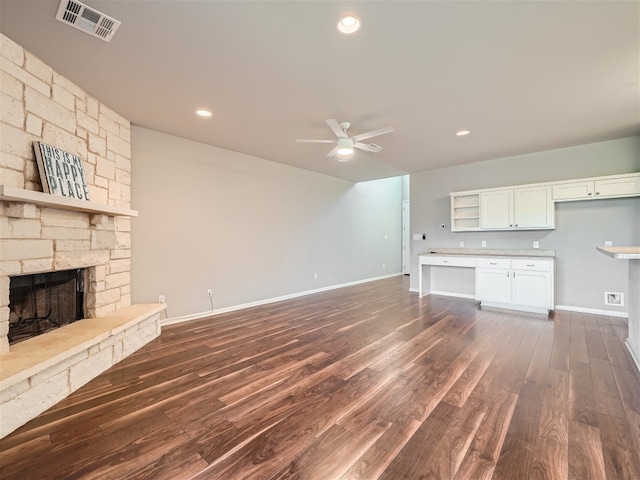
[0,185,138,217]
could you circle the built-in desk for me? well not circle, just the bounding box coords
[419,248,556,314]
[597,246,640,372]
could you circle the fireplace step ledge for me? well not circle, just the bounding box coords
[0,303,166,391]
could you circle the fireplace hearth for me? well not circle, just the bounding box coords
[8,269,85,345]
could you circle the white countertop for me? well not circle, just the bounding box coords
[597,246,640,260]
[420,248,556,258]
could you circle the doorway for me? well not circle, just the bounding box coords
[402,200,410,274]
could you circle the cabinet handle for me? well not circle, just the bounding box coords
[443,260,449,263]
[515,224,518,227]
[595,192,600,195]
[509,224,513,227]
[526,264,535,267]
[490,262,497,265]
[588,192,593,196]
[506,272,509,277]
[512,271,515,277]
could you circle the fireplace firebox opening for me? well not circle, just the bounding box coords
[8,269,85,345]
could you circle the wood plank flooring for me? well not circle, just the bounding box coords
[1,276,639,479]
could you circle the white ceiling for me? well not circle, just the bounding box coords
[1,1,638,182]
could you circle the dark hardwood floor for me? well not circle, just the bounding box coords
[1,276,639,479]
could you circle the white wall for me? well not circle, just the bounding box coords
[410,136,640,314]
[130,127,403,319]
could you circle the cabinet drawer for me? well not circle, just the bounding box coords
[476,258,510,269]
[511,258,553,272]
[421,256,476,267]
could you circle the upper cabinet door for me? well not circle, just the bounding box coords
[513,185,553,229]
[552,173,640,202]
[594,174,640,198]
[480,190,513,229]
[552,181,594,201]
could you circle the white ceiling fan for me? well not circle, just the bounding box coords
[296,119,394,161]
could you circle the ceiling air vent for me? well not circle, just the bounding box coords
[55,0,121,42]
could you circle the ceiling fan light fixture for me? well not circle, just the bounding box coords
[456,130,470,136]
[336,137,354,156]
[337,14,361,34]
[196,109,212,118]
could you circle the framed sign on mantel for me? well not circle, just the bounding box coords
[33,142,90,201]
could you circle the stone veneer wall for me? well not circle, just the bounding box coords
[0,33,132,354]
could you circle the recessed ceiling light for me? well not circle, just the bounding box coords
[337,14,361,34]
[196,109,212,118]
[456,130,470,136]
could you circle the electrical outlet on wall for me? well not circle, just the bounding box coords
[158,295,166,303]
[459,241,464,247]
[533,241,539,249]
[481,241,487,247]
[207,289,213,298]
[605,241,613,247]
[605,292,623,306]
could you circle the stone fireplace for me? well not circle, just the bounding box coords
[0,33,164,439]
[0,31,136,354]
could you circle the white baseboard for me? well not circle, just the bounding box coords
[626,339,640,373]
[162,310,214,326]
[409,295,629,318]
[430,290,476,300]
[481,301,549,315]
[161,272,403,326]
[555,304,628,318]
[409,288,475,300]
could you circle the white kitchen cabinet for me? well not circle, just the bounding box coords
[475,258,511,303]
[451,171,639,232]
[552,173,640,202]
[479,185,553,230]
[479,190,512,229]
[475,257,554,314]
[451,193,480,232]
[513,186,554,228]
[595,174,640,197]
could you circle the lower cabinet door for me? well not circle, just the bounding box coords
[476,268,511,303]
[511,270,550,308]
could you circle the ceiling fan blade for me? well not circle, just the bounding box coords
[351,126,394,142]
[326,146,338,157]
[326,119,347,138]
[296,139,336,144]
[354,142,382,153]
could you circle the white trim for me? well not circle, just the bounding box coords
[409,288,475,300]
[161,273,403,326]
[430,290,476,300]
[162,310,214,326]
[555,304,628,318]
[408,296,629,318]
[481,301,549,315]
[626,339,640,373]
